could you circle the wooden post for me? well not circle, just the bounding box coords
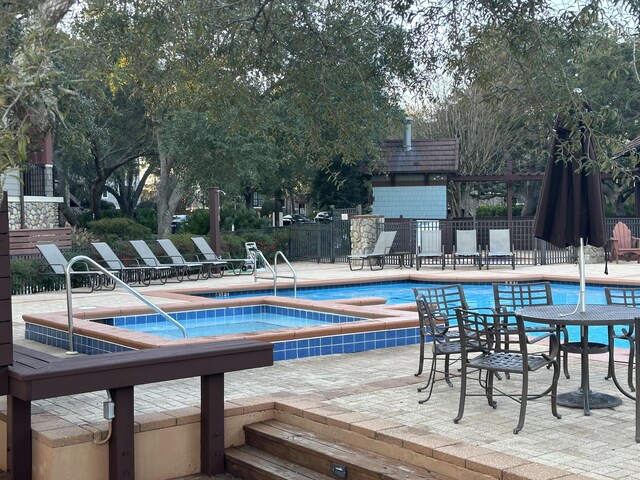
[208,187,221,254]
[201,373,225,474]
[0,193,12,394]
[109,387,135,480]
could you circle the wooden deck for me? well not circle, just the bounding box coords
[7,341,273,480]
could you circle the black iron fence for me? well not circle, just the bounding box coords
[10,216,640,295]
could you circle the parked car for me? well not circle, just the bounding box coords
[283,214,312,225]
[171,214,188,233]
[314,211,332,223]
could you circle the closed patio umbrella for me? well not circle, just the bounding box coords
[533,104,606,312]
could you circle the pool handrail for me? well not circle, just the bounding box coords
[65,255,187,354]
[274,251,297,298]
[252,249,277,291]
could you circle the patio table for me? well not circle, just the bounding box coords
[517,304,640,416]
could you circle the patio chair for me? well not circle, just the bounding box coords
[485,229,515,270]
[452,229,481,270]
[453,308,561,434]
[158,238,226,279]
[36,243,109,292]
[191,237,252,275]
[416,230,445,270]
[347,231,397,271]
[412,287,465,403]
[492,281,570,379]
[129,240,192,282]
[604,286,640,396]
[155,239,206,280]
[91,242,152,286]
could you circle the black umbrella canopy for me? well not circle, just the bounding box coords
[533,109,606,249]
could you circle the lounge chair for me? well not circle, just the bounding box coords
[485,229,515,269]
[347,231,397,271]
[416,230,445,270]
[158,238,226,278]
[191,237,251,275]
[36,243,108,292]
[129,240,194,282]
[452,229,481,270]
[91,242,152,286]
[454,308,561,434]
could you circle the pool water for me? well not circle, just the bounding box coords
[104,305,363,339]
[203,281,607,306]
[200,281,631,347]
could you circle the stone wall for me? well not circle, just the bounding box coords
[8,199,60,230]
[584,245,605,264]
[350,215,385,254]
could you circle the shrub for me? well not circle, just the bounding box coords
[11,258,64,294]
[476,204,523,217]
[221,206,269,231]
[87,217,154,243]
[134,207,157,232]
[184,209,210,235]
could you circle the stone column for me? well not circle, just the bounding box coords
[350,215,385,254]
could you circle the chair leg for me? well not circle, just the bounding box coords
[628,339,636,393]
[443,354,454,387]
[453,360,467,424]
[418,358,438,403]
[606,326,615,380]
[415,335,426,376]
[551,360,562,420]
[514,371,528,434]
[486,371,496,408]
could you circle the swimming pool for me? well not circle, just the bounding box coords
[198,281,608,306]
[101,305,365,339]
[197,281,627,347]
[23,279,635,359]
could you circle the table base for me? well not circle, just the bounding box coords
[557,390,622,410]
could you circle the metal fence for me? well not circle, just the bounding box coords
[11,216,640,295]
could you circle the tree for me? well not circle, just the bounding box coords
[1,0,76,174]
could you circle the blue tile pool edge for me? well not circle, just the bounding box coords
[25,322,421,359]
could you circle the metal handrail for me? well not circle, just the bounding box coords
[274,251,297,298]
[65,255,187,354]
[252,250,277,291]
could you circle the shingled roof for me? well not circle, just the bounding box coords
[377,138,459,174]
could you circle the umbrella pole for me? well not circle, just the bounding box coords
[579,238,586,313]
[560,238,587,317]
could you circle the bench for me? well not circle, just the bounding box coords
[610,221,640,263]
[9,227,72,256]
[7,341,273,480]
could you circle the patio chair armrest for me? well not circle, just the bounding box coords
[181,252,201,262]
[527,332,554,344]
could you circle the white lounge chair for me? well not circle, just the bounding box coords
[485,229,515,269]
[347,231,397,271]
[416,230,445,270]
[452,230,481,270]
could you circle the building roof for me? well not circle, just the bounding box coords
[377,138,459,174]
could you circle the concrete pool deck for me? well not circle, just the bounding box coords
[7,260,640,479]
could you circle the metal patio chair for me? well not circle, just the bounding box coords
[452,229,481,270]
[158,238,225,279]
[604,286,640,397]
[347,231,397,271]
[485,229,515,270]
[454,308,561,434]
[91,242,152,286]
[412,290,465,403]
[492,281,570,379]
[36,243,110,292]
[416,230,445,270]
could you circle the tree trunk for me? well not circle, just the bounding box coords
[156,131,184,238]
[520,181,539,217]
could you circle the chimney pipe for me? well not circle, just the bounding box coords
[403,117,412,152]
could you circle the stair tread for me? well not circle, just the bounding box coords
[243,420,450,480]
[226,445,333,479]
